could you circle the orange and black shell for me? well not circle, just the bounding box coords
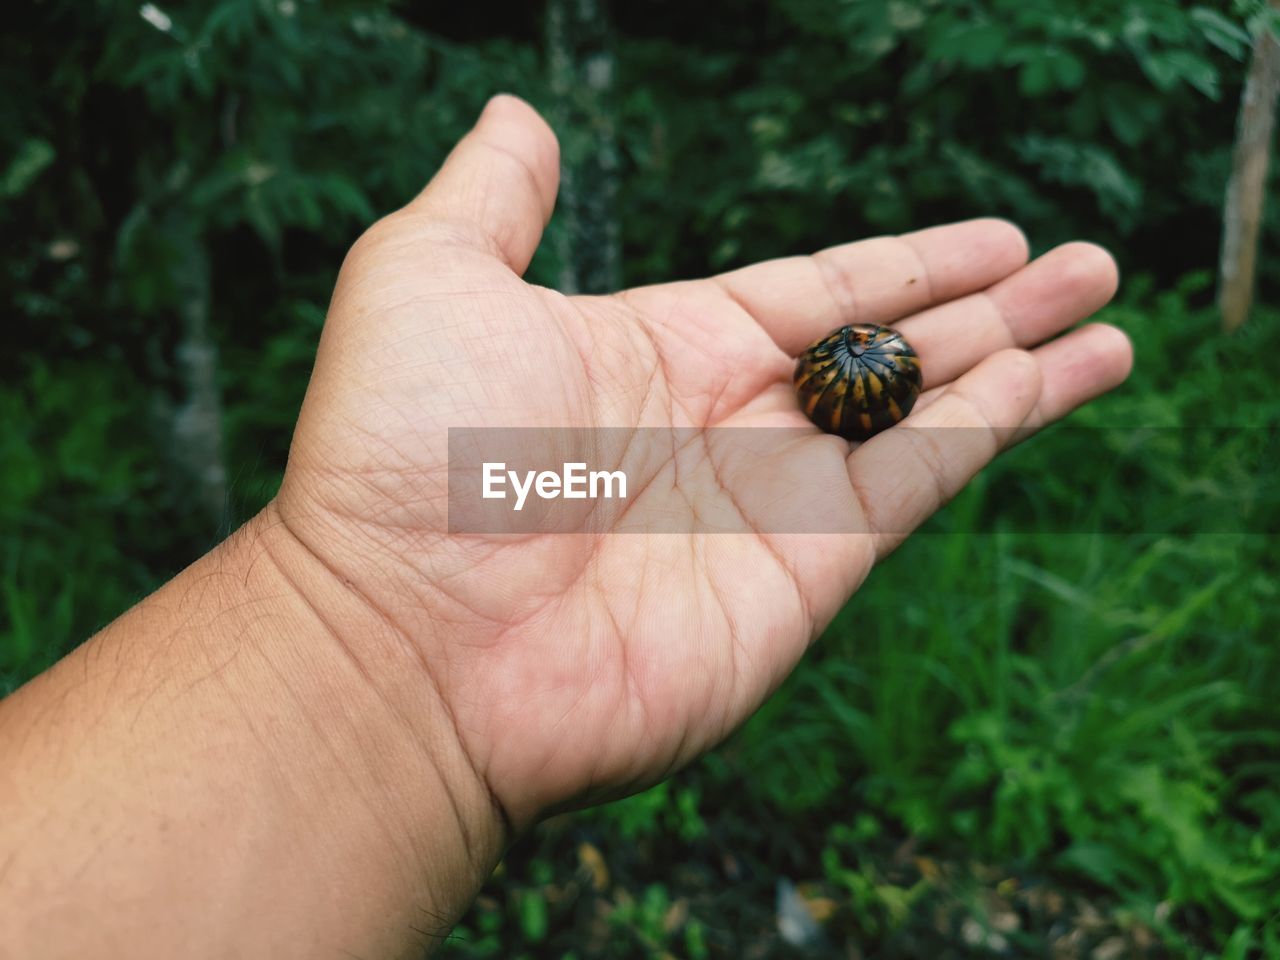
[793,324,922,441]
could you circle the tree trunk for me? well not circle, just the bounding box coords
[546,0,621,295]
[1219,7,1280,333]
[171,246,229,533]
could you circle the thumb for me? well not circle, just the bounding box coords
[408,94,561,275]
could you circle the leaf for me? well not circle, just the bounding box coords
[1013,134,1143,229]
[1220,926,1255,960]
[1139,49,1220,98]
[1164,49,1220,99]
[316,174,375,223]
[1190,7,1251,60]
[1058,841,1133,888]
[947,22,1007,69]
[1,139,55,198]
[1052,51,1087,90]
[1148,573,1232,641]
[1136,50,1180,91]
[516,887,548,943]
[1018,57,1055,96]
[1101,84,1164,146]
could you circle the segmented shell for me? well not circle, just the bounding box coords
[793,324,922,441]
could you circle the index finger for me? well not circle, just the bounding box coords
[711,218,1030,356]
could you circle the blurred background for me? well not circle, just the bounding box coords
[4,0,1280,956]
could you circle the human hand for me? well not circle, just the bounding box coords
[0,94,1133,960]
[271,94,1132,832]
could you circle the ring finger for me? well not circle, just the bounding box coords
[894,242,1120,391]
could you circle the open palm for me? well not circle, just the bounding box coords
[275,96,1130,828]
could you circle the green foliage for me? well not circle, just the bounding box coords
[0,139,56,199]
[588,780,708,844]
[0,360,162,691]
[612,0,1272,281]
[717,284,1280,953]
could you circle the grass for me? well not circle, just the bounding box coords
[3,272,1278,956]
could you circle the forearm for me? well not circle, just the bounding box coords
[0,504,503,959]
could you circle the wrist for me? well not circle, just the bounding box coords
[235,501,510,943]
[0,504,505,958]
